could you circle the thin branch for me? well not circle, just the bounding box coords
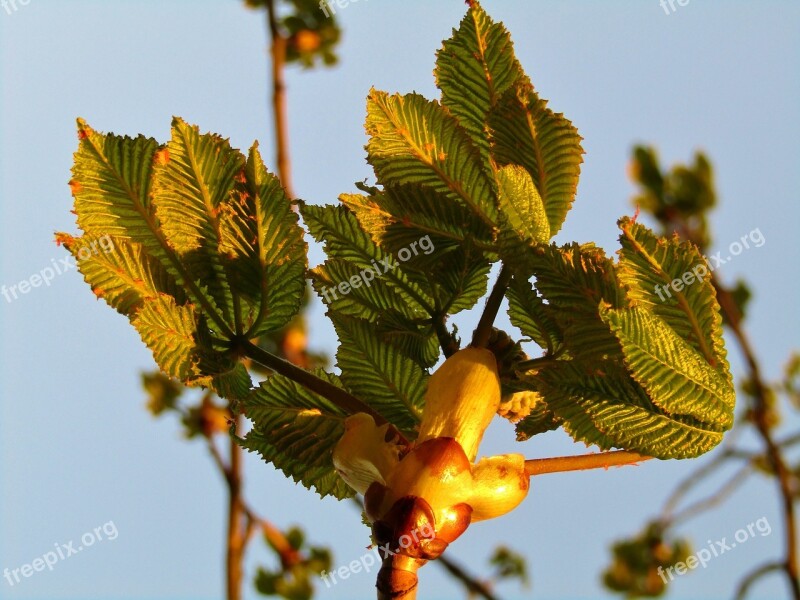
[241,339,394,428]
[207,415,248,600]
[207,428,302,576]
[515,352,563,372]
[713,274,800,599]
[525,450,652,477]
[661,431,743,519]
[472,265,512,348]
[433,315,459,358]
[265,0,294,197]
[734,561,784,600]
[248,510,302,569]
[437,553,500,600]
[666,464,752,528]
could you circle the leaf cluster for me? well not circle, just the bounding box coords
[62,2,736,500]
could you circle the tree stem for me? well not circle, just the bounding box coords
[472,265,512,348]
[437,554,499,600]
[525,450,651,477]
[226,415,246,600]
[376,554,424,600]
[265,0,293,198]
[242,339,389,426]
[712,275,800,599]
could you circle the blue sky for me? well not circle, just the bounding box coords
[1,1,798,599]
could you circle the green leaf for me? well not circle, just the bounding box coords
[526,243,625,358]
[310,260,420,321]
[239,371,354,499]
[341,188,492,314]
[489,82,583,235]
[373,313,441,369]
[151,117,246,328]
[332,314,427,433]
[131,295,199,380]
[130,295,251,398]
[506,275,562,354]
[616,218,730,380]
[217,144,307,337]
[601,306,735,429]
[496,164,551,251]
[433,247,491,314]
[70,118,160,242]
[67,120,222,329]
[301,203,435,315]
[64,119,305,400]
[365,90,497,227]
[435,0,524,164]
[535,360,725,458]
[515,401,560,441]
[341,186,494,257]
[60,233,186,315]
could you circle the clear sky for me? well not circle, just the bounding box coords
[1,1,798,599]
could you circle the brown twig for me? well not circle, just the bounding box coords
[433,314,459,358]
[713,274,800,599]
[666,464,753,528]
[734,561,784,600]
[206,427,302,584]
[437,553,500,600]
[265,0,294,197]
[525,450,652,477]
[660,430,743,519]
[472,265,512,348]
[227,415,246,600]
[242,339,394,430]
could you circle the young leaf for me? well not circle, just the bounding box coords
[341,188,492,314]
[435,0,524,165]
[341,186,494,257]
[496,163,551,252]
[59,233,186,316]
[310,259,421,322]
[70,119,160,242]
[525,243,625,358]
[534,360,725,458]
[601,306,735,429]
[217,145,307,337]
[301,203,436,315]
[151,118,246,328]
[515,401,561,441]
[433,248,491,314]
[331,314,427,434]
[64,119,307,399]
[506,275,562,354]
[489,82,584,236]
[365,90,498,227]
[239,370,354,499]
[130,295,252,398]
[372,312,441,369]
[616,218,729,379]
